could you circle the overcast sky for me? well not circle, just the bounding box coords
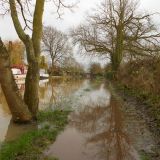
[0,0,160,66]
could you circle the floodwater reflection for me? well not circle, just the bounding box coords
[45,81,155,160]
[0,79,156,160]
[70,96,139,160]
[0,78,86,143]
[45,85,138,160]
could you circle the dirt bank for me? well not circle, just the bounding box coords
[112,82,160,160]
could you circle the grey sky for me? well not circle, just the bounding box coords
[0,0,160,66]
[1,0,160,40]
[0,0,101,40]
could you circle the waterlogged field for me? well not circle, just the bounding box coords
[0,78,158,160]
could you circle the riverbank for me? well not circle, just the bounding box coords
[0,109,70,160]
[111,81,160,160]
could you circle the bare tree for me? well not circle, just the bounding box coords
[72,0,160,74]
[62,56,85,75]
[9,0,45,120]
[42,26,72,74]
[0,0,77,123]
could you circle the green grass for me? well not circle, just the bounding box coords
[140,151,151,160]
[115,83,160,134]
[0,109,71,160]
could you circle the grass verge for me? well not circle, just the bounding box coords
[112,82,160,159]
[140,151,151,160]
[109,81,160,159]
[0,109,71,160]
[115,83,160,132]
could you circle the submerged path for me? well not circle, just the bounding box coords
[0,79,159,160]
[43,80,158,160]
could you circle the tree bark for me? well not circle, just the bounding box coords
[0,39,32,123]
[9,0,45,120]
[23,0,45,118]
[24,62,39,119]
[111,2,124,73]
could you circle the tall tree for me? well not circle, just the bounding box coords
[42,26,72,74]
[9,0,45,119]
[0,0,76,123]
[72,0,160,74]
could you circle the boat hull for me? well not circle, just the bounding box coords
[13,74,26,80]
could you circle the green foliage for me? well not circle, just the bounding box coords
[0,109,70,160]
[38,109,71,126]
[140,151,151,160]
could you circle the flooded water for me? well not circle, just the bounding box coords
[0,78,157,159]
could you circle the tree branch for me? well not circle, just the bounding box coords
[32,0,45,57]
[9,0,27,42]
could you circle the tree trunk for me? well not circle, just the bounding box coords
[23,0,45,119]
[0,40,32,123]
[111,54,121,72]
[111,2,124,74]
[24,61,40,119]
[111,33,123,79]
[111,22,124,75]
[23,37,40,120]
[9,0,45,121]
[51,59,54,76]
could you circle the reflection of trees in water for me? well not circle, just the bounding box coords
[49,80,58,107]
[39,86,46,99]
[70,106,106,133]
[49,79,84,108]
[39,78,84,108]
[70,96,139,160]
[39,80,50,99]
[90,79,103,90]
[60,79,84,96]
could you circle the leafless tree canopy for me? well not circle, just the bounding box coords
[0,0,78,122]
[42,26,72,67]
[0,0,78,31]
[71,0,160,66]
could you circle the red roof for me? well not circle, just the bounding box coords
[11,64,26,74]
